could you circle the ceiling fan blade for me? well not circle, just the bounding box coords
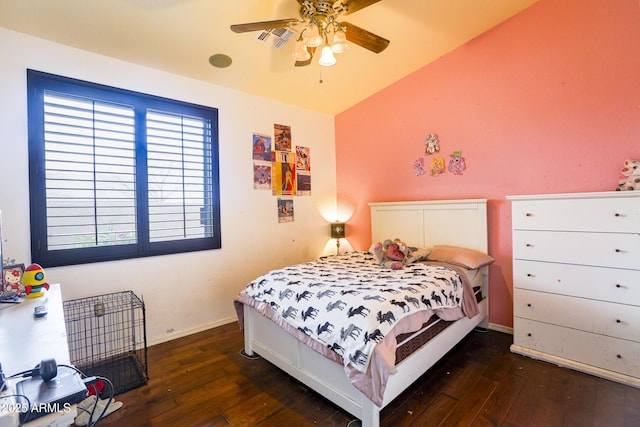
[295,46,317,67]
[343,0,382,15]
[230,18,298,33]
[341,21,389,53]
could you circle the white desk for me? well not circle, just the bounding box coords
[0,284,70,375]
[0,284,78,427]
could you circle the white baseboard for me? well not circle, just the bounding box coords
[511,344,640,389]
[147,316,237,347]
[489,323,513,335]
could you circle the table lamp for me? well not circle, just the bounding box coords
[330,222,346,255]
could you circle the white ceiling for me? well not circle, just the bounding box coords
[0,0,538,115]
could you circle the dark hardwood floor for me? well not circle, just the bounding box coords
[93,323,640,427]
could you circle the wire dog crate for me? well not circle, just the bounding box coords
[63,291,148,396]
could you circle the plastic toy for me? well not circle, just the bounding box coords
[23,263,49,298]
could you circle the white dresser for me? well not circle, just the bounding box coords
[507,191,640,388]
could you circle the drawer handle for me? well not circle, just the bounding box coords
[614,213,624,217]
[527,333,532,337]
[616,319,622,323]
[525,213,533,217]
[526,303,532,308]
[616,354,622,359]
[526,243,533,247]
[616,284,623,289]
[526,273,534,277]
[615,249,623,253]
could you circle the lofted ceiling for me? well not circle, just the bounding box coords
[0,0,538,115]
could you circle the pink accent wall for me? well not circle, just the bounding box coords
[335,0,640,328]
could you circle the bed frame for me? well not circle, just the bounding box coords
[242,199,489,427]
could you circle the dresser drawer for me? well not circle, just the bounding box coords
[511,196,640,232]
[512,230,640,269]
[513,318,640,378]
[513,260,640,306]
[514,289,640,342]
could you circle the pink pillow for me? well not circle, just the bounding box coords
[426,245,494,269]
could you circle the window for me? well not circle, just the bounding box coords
[27,70,221,267]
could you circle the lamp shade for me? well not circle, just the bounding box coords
[331,30,349,53]
[305,24,323,48]
[294,39,311,61]
[330,222,346,239]
[318,45,337,66]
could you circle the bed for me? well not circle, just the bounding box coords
[235,199,490,427]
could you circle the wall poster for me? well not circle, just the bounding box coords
[272,150,296,196]
[274,123,292,151]
[252,132,272,190]
[295,146,311,196]
[253,163,272,190]
[277,198,294,223]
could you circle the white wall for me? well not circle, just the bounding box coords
[0,27,337,346]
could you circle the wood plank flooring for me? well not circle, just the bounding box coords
[93,323,640,426]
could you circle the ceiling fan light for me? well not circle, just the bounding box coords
[305,24,323,47]
[331,30,349,53]
[318,45,337,66]
[294,40,311,61]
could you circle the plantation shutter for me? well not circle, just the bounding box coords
[146,110,214,242]
[43,92,137,250]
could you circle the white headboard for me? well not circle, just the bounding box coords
[369,199,488,252]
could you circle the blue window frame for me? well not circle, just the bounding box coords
[27,70,221,267]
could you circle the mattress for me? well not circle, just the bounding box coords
[395,286,483,364]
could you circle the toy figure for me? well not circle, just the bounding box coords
[430,156,446,176]
[3,266,24,296]
[447,151,467,175]
[616,159,640,191]
[23,263,49,298]
[425,133,440,155]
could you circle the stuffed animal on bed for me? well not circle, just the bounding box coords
[616,159,640,191]
[370,239,409,270]
[370,238,436,270]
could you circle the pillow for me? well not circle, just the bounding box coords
[405,246,431,264]
[426,245,494,269]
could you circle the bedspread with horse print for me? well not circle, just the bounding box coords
[239,251,469,375]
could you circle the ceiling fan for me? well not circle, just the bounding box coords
[230,0,389,67]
